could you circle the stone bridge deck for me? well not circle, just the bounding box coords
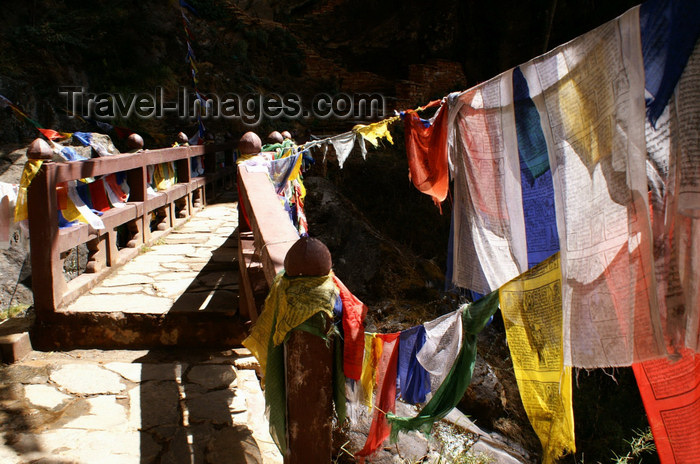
[65,191,240,318]
[0,192,283,463]
[30,190,250,350]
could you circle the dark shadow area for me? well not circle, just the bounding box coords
[144,187,248,348]
[0,363,77,464]
[136,349,263,464]
[167,230,240,314]
[136,188,263,462]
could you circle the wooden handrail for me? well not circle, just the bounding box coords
[26,142,236,319]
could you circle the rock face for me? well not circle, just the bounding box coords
[304,176,443,305]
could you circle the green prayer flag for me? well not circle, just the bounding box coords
[386,289,500,441]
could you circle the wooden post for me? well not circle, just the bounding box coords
[282,237,334,463]
[284,330,334,464]
[26,139,65,318]
[27,162,66,317]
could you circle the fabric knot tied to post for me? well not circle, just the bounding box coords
[242,271,340,452]
[243,271,339,374]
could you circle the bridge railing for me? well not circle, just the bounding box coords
[26,141,236,320]
[235,163,299,321]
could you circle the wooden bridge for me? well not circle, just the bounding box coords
[0,138,335,463]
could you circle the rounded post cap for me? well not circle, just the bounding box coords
[27,138,54,160]
[177,132,189,144]
[238,131,262,155]
[284,237,332,277]
[127,133,144,150]
[267,131,284,144]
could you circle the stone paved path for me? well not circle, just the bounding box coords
[0,348,282,463]
[0,193,283,463]
[64,192,240,315]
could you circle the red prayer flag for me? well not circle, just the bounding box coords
[89,179,111,212]
[104,174,128,203]
[38,128,63,140]
[404,101,450,209]
[355,333,400,462]
[332,275,367,380]
[633,350,700,464]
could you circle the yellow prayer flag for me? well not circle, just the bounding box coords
[13,160,43,223]
[353,116,399,147]
[243,272,338,376]
[360,333,383,409]
[288,150,303,183]
[499,253,575,464]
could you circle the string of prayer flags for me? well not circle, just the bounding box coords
[499,254,575,464]
[387,290,500,441]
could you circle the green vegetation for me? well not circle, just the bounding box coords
[564,369,658,464]
[612,428,656,464]
[0,303,30,321]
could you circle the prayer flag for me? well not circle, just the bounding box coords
[404,101,449,207]
[633,350,700,464]
[14,160,43,223]
[528,6,664,367]
[332,275,367,380]
[242,272,339,453]
[397,325,431,404]
[360,334,383,409]
[38,128,63,140]
[512,66,559,269]
[499,254,575,464]
[387,290,500,440]
[449,71,528,294]
[355,333,400,462]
